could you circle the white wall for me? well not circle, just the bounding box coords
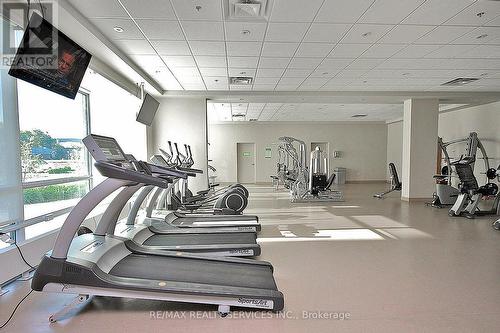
[386,121,403,180]
[151,97,208,191]
[208,122,388,183]
[386,101,500,184]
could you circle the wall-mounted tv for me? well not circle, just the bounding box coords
[8,13,92,99]
[136,93,160,126]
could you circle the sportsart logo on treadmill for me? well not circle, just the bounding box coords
[237,298,272,308]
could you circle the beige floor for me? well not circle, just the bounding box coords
[2,184,500,333]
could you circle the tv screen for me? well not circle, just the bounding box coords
[136,93,160,126]
[8,13,92,99]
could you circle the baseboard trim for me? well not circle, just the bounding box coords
[401,197,432,202]
[346,180,387,184]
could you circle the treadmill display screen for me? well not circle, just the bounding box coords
[153,155,168,165]
[93,137,126,161]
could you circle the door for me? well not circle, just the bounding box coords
[237,143,256,184]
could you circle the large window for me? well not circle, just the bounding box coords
[17,80,91,238]
[13,69,146,240]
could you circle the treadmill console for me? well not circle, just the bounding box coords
[83,134,137,172]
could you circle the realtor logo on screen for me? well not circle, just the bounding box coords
[1,0,57,70]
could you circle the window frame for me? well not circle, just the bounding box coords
[16,89,92,242]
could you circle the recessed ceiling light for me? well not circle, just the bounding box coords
[113,26,124,33]
[361,32,372,37]
[476,12,485,18]
[195,5,202,12]
[476,34,488,39]
[241,30,251,35]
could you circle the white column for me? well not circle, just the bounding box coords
[401,99,439,201]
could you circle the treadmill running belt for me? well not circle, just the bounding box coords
[143,233,256,246]
[110,254,277,289]
[170,213,257,223]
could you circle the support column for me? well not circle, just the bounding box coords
[401,99,439,201]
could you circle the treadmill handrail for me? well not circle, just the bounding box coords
[95,161,170,188]
[51,178,133,259]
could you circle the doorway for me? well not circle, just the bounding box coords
[237,143,256,184]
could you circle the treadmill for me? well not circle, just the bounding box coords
[140,154,261,232]
[83,135,260,257]
[32,134,283,323]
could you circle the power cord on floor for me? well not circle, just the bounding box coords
[0,233,36,270]
[0,289,34,329]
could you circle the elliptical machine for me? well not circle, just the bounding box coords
[448,158,500,219]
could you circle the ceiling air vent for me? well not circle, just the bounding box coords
[235,2,261,17]
[227,0,269,21]
[230,76,253,85]
[249,118,257,121]
[351,114,367,118]
[441,78,479,86]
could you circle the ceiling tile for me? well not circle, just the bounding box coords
[258,57,291,68]
[283,69,313,77]
[161,55,197,67]
[335,70,368,78]
[345,58,385,70]
[90,18,143,40]
[360,44,406,58]
[225,22,267,41]
[329,43,371,58]
[295,43,333,57]
[114,39,155,54]
[288,57,322,69]
[318,58,353,70]
[68,0,128,18]
[444,0,500,26]
[170,0,223,21]
[359,0,426,24]
[270,0,324,22]
[304,23,351,43]
[256,68,286,77]
[462,45,500,59]
[278,77,304,84]
[254,77,281,85]
[120,0,176,19]
[204,76,228,85]
[341,24,394,44]
[261,42,299,57]
[181,21,224,41]
[266,23,309,42]
[199,67,228,76]
[189,41,226,55]
[195,56,227,67]
[414,26,474,44]
[451,27,500,45]
[424,45,476,59]
[130,55,165,69]
[153,41,191,55]
[171,67,201,77]
[392,44,442,58]
[228,57,259,68]
[226,42,262,56]
[309,69,339,77]
[228,68,256,77]
[378,25,435,44]
[403,0,475,25]
[315,0,374,23]
[136,20,184,40]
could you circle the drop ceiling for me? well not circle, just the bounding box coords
[66,0,500,93]
[207,102,470,122]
